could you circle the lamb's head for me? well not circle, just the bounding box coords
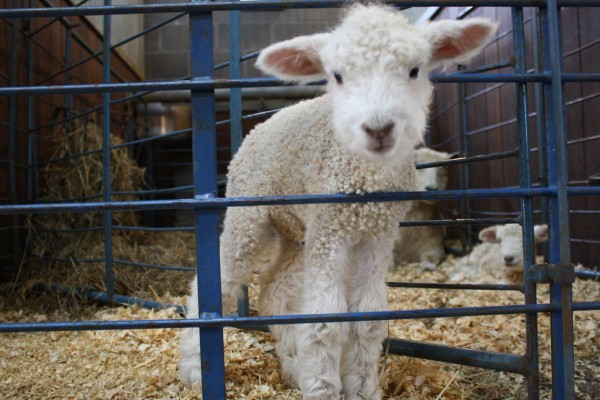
[479,224,549,270]
[256,4,497,163]
[415,147,453,203]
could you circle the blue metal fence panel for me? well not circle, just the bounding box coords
[0,1,599,399]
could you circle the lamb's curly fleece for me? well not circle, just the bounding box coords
[180,95,416,399]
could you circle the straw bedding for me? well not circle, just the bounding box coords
[1,258,598,399]
[2,124,598,399]
[21,122,193,296]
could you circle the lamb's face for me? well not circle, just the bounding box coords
[496,224,526,268]
[255,4,497,163]
[320,19,432,162]
[479,224,549,271]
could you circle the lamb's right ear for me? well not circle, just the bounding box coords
[255,33,331,84]
[479,226,500,243]
[425,18,498,68]
[534,224,549,243]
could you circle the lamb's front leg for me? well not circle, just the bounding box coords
[341,236,394,400]
[295,225,350,399]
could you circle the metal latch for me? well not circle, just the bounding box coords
[528,263,575,284]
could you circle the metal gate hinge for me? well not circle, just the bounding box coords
[528,263,575,284]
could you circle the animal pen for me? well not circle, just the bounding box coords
[0,0,599,399]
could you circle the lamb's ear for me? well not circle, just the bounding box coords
[425,18,498,67]
[479,226,500,243]
[534,224,549,243]
[255,33,331,83]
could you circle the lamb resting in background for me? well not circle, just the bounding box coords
[394,147,453,270]
[179,5,497,399]
[448,223,549,283]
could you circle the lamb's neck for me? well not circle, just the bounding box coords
[324,140,415,194]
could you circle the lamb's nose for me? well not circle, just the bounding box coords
[504,256,514,264]
[425,185,439,191]
[362,121,395,140]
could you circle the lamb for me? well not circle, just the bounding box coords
[179,5,497,399]
[448,223,549,283]
[393,147,453,270]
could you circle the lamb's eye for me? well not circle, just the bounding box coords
[409,67,419,79]
[333,72,343,84]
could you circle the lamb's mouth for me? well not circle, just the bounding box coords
[369,143,394,154]
[504,261,519,267]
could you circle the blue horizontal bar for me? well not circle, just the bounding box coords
[217,108,282,127]
[457,59,515,74]
[37,225,195,233]
[214,51,260,71]
[39,255,194,272]
[4,73,599,98]
[575,269,600,280]
[387,338,526,374]
[4,73,600,98]
[387,282,523,291]
[0,75,555,97]
[113,259,194,272]
[567,186,600,196]
[35,12,187,87]
[114,185,194,196]
[2,0,599,19]
[0,187,558,215]
[416,149,518,169]
[113,225,195,232]
[35,128,192,168]
[40,284,185,314]
[399,217,519,227]
[3,302,599,334]
[0,302,563,333]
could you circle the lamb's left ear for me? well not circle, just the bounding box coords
[479,225,500,243]
[255,33,331,84]
[425,18,499,67]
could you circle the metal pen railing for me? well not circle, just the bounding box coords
[1,2,600,400]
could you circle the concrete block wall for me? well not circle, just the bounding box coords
[143,2,341,81]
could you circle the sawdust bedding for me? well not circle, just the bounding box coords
[1,257,598,400]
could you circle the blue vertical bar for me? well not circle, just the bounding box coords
[102,0,115,299]
[64,26,73,112]
[458,72,473,249]
[190,1,226,398]
[229,5,242,154]
[9,4,21,275]
[26,0,36,202]
[512,7,539,400]
[540,1,575,398]
[531,8,549,234]
[228,1,250,317]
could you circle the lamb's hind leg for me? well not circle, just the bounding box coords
[179,207,273,387]
[258,239,304,387]
[341,236,394,400]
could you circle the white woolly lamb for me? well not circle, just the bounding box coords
[179,5,497,399]
[394,147,453,270]
[448,223,549,283]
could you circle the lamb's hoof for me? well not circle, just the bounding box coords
[178,363,202,389]
[302,378,341,400]
[281,360,299,389]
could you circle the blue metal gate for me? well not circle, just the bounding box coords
[1,1,600,399]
